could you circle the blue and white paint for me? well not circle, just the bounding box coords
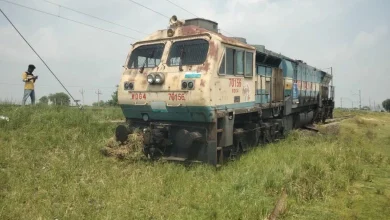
[184,72,201,79]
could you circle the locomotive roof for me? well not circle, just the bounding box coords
[250,44,331,77]
[134,25,253,49]
[132,17,332,79]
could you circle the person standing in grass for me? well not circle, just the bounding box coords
[22,64,38,106]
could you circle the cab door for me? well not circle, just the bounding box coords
[271,68,284,102]
[255,65,271,104]
[255,65,262,104]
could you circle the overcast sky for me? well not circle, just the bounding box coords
[1,0,389,107]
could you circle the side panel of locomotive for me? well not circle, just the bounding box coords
[211,44,257,109]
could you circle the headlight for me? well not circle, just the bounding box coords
[124,82,134,90]
[181,80,194,90]
[124,82,130,90]
[181,81,187,89]
[155,73,165,84]
[188,81,194,89]
[147,74,155,84]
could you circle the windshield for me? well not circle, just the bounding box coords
[127,43,165,69]
[167,39,209,66]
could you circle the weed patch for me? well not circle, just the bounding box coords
[101,132,144,161]
[1,106,390,219]
[318,123,340,136]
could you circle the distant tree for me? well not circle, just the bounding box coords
[48,92,71,106]
[92,100,106,107]
[362,106,371,111]
[39,96,49,105]
[383,99,390,112]
[106,85,118,106]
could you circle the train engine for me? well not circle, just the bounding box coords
[115,16,335,166]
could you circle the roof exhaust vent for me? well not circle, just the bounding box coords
[184,18,218,32]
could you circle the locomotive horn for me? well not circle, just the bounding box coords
[170,15,177,23]
[169,15,184,28]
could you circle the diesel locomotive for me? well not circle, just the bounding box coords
[115,16,335,166]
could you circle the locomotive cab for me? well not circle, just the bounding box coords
[118,34,216,122]
[117,16,230,163]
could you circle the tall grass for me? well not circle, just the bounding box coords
[0,105,389,219]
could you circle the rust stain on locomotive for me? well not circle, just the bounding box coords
[179,25,208,36]
[200,79,206,87]
[208,40,219,59]
[197,61,210,72]
[172,75,179,82]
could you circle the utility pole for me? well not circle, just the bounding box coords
[359,90,361,110]
[369,97,371,110]
[340,97,343,108]
[79,89,85,105]
[331,67,334,100]
[96,89,102,106]
[331,67,333,87]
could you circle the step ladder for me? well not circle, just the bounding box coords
[216,112,225,168]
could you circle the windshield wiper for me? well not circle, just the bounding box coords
[179,46,185,72]
[140,50,155,73]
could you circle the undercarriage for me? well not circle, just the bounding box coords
[115,100,334,166]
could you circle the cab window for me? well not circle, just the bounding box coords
[219,54,225,74]
[219,47,253,77]
[127,43,165,69]
[245,52,253,77]
[226,48,234,75]
[167,39,209,66]
[235,50,244,75]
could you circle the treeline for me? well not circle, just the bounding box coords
[383,99,390,112]
[92,90,118,107]
[38,89,118,107]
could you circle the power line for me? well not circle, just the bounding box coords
[0,0,137,39]
[41,0,147,35]
[127,0,169,19]
[219,29,234,37]
[0,7,79,106]
[164,0,198,17]
[163,0,234,36]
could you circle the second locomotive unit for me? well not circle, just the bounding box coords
[115,16,335,166]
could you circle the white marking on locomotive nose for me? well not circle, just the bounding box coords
[151,101,168,112]
[184,72,201,78]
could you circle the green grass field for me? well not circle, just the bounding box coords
[1,105,389,219]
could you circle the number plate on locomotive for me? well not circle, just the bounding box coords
[131,93,147,100]
[168,93,186,101]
